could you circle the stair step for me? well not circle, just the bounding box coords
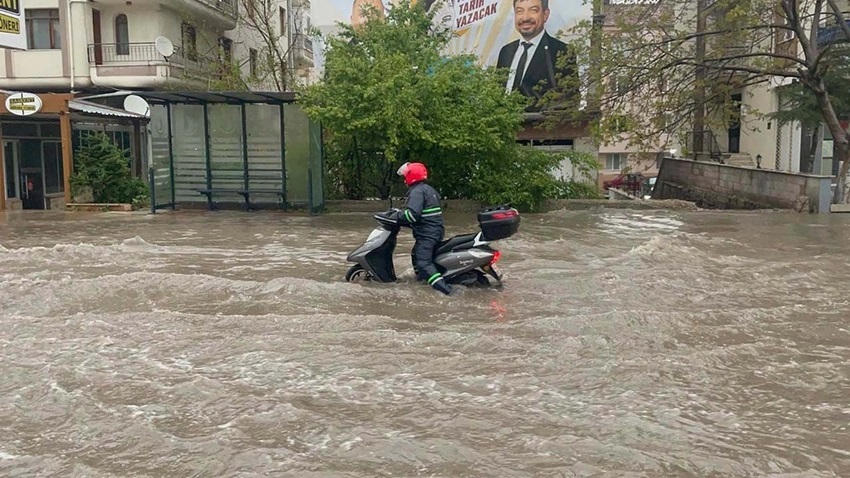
[723,153,755,167]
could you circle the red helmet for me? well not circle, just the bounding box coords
[397,162,428,186]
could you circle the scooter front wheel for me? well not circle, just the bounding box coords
[345,264,371,282]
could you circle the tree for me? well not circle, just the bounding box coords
[300,0,596,210]
[173,0,310,92]
[770,48,850,172]
[71,132,149,205]
[235,0,312,91]
[555,0,850,202]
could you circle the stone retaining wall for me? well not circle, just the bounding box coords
[652,158,833,213]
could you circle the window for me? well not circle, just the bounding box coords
[249,48,258,78]
[115,14,129,55]
[182,23,197,62]
[42,142,64,195]
[280,7,287,35]
[218,37,233,78]
[219,37,233,64]
[605,153,624,171]
[246,0,256,20]
[26,9,62,50]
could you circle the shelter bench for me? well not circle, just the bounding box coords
[193,187,287,211]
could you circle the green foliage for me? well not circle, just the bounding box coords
[208,60,250,91]
[323,134,404,200]
[71,132,148,205]
[464,147,600,212]
[299,1,526,161]
[770,48,850,128]
[303,0,598,210]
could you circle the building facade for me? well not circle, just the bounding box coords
[1,0,314,210]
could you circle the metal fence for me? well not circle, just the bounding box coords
[87,43,186,65]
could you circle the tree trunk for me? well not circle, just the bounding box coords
[589,0,604,112]
[692,0,708,155]
[813,85,850,203]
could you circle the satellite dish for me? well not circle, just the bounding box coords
[124,95,151,118]
[154,36,175,58]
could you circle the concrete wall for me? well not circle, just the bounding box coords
[653,157,832,213]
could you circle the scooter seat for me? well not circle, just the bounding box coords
[435,233,478,255]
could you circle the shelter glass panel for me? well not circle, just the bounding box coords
[246,104,285,205]
[208,104,244,191]
[171,105,208,203]
[149,104,173,207]
[284,104,310,205]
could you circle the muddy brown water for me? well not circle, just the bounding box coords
[1,209,849,477]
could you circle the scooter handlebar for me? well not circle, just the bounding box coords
[374,209,403,226]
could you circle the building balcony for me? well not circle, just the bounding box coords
[170,0,238,29]
[88,43,185,66]
[91,0,237,27]
[86,42,211,88]
[293,34,314,68]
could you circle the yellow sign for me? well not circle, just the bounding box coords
[0,12,18,34]
[4,92,43,116]
[0,0,24,50]
[0,0,19,15]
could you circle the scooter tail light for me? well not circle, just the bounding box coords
[490,250,502,264]
[491,211,518,220]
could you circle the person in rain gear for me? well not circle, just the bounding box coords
[389,162,453,295]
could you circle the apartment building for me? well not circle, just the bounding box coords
[1,0,314,210]
[1,0,242,90]
[227,0,315,90]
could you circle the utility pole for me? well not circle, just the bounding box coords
[693,0,707,156]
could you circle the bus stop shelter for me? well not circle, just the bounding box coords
[80,90,324,213]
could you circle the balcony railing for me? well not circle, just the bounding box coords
[301,35,313,55]
[197,0,238,17]
[87,43,185,66]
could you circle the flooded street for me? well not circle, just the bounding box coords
[1,208,849,477]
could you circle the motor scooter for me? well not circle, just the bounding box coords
[344,204,520,287]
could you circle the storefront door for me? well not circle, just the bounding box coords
[3,141,19,204]
[20,168,45,210]
[18,140,46,210]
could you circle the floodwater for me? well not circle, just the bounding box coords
[1,208,849,477]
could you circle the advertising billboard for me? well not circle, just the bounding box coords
[312,0,589,100]
[0,0,26,50]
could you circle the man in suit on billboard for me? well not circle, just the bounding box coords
[496,0,576,108]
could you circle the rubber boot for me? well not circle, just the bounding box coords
[431,277,453,296]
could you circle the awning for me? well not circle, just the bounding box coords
[77,90,297,105]
[69,99,148,119]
